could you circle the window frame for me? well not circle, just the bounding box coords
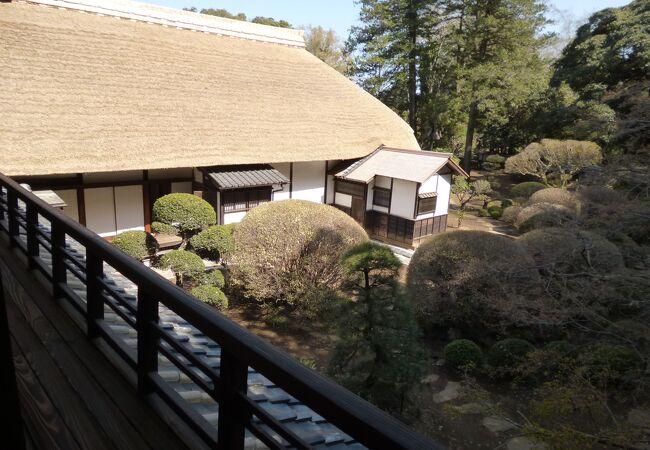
[222,187,272,213]
[372,186,391,208]
[416,195,437,216]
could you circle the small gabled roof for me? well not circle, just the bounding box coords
[333,147,468,184]
[205,164,289,190]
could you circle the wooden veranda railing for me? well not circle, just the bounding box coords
[0,173,441,450]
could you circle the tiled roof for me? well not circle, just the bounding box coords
[206,165,290,190]
[26,212,364,449]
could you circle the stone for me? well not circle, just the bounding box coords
[420,374,440,384]
[628,408,650,430]
[506,436,547,450]
[482,416,517,434]
[435,358,446,367]
[433,381,460,403]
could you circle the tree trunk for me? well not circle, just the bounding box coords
[463,100,478,173]
[407,0,418,132]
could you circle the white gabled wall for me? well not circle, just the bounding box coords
[224,211,247,225]
[434,174,451,216]
[55,189,79,222]
[390,179,417,219]
[291,161,326,203]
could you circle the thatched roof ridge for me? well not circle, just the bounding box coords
[0,0,419,176]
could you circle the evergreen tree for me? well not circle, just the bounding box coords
[329,242,426,415]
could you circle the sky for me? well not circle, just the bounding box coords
[156,0,632,39]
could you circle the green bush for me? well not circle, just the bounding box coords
[487,205,503,219]
[514,203,575,230]
[200,269,225,289]
[529,188,580,213]
[478,208,490,217]
[544,340,574,355]
[407,231,542,334]
[517,210,575,233]
[151,221,178,235]
[488,338,535,369]
[501,205,522,224]
[510,181,546,199]
[230,200,367,308]
[152,193,216,234]
[158,250,205,286]
[112,230,156,260]
[191,284,228,310]
[579,344,642,385]
[483,154,506,171]
[444,339,484,371]
[501,199,514,209]
[189,225,235,261]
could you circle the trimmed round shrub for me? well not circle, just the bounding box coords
[151,221,178,235]
[230,200,367,307]
[501,199,514,209]
[485,154,506,165]
[158,250,205,286]
[529,188,580,213]
[544,340,574,355]
[112,230,156,260]
[510,182,546,200]
[191,284,228,310]
[579,344,642,384]
[200,269,225,289]
[444,339,484,371]
[407,231,543,334]
[520,228,624,275]
[488,338,535,369]
[501,205,522,224]
[514,203,575,230]
[152,193,216,234]
[478,208,490,217]
[189,225,235,261]
[487,205,503,219]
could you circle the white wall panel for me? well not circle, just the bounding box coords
[54,189,79,222]
[434,174,451,216]
[390,179,417,219]
[334,192,352,208]
[224,211,247,224]
[271,163,291,201]
[291,161,325,203]
[84,187,117,237]
[115,185,145,233]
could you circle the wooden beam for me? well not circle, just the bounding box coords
[76,174,86,226]
[142,170,151,233]
[323,161,328,204]
[289,163,293,199]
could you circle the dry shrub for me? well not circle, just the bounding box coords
[529,188,580,213]
[407,231,546,335]
[230,200,367,308]
[519,228,624,275]
[515,203,576,229]
[501,205,522,224]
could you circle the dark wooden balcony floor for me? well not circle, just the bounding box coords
[2,242,190,450]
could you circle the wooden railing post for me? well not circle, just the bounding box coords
[136,288,158,395]
[50,221,66,298]
[7,190,18,247]
[0,187,5,223]
[86,252,103,339]
[217,350,249,450]
[26,203,38,269]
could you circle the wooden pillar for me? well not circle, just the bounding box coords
[142,170,151,233]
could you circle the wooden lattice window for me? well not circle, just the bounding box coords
[373,187,391,207]
[223,188,272,212]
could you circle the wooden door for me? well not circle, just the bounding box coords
[351,196,365,225]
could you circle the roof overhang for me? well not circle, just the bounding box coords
[204,164,289,190]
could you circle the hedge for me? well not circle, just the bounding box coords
[444,339,484,371]
[152,193,216,233]
[151,221,178,235]
[191,284,228,310]
[488,338,535,369]
[510,182,546,199]
[189,225,234,261]
[158,250,205,286]
[112,230,156,260]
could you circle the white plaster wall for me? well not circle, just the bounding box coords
[374,175,391,189]
[84,187,117,237]
[115,185,145,233]
[54,189,79,222]
[419,175,438,195]
[390,179,417,219]
[434,174,451,216]
[149,168,193,180]
[271,163,291,201]
[334,192,352,208]
[84,170,142,184]
[326,175,335,204]
[171,181,193,193]
[291,161,325,203]
[366,179,375,210]
[224,211,247,225]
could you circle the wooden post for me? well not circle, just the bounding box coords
[26,203,39,270]
[217,350,249,450]
[86,252,103,339]
[0,267,26,450]
[136,288,158,395]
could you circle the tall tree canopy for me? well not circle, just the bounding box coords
[304,26,350,74]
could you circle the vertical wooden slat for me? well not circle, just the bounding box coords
[136,288,158,395]
[7,190,19,247]
[85,252,103,339]
[218,350,249,450]
[50,221,66,298]
[26,203,39,269]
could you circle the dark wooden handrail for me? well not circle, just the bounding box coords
[0,172,442,450]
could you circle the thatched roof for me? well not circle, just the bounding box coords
[333,147,468,184]
[0,0,419,176]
